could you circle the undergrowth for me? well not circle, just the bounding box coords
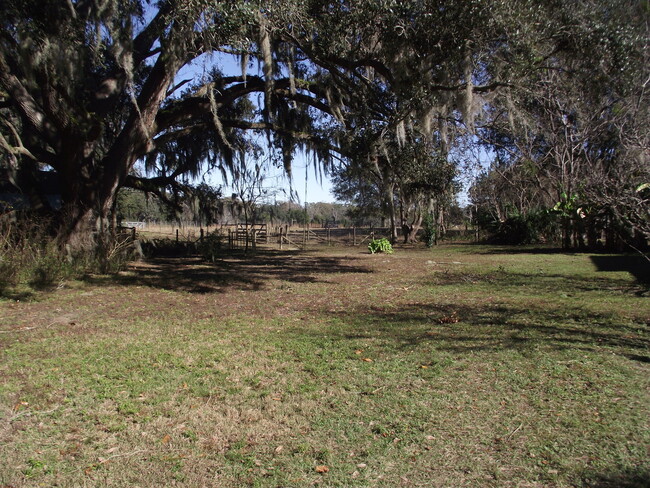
[0,217,134,297]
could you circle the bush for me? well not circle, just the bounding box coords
[95,231,139,274]
[0,217,134,295]
[478,209,558,245]
[368,238,394,254]
[197,231,222,262]
[421,214,436,248]
[0,218,75,292]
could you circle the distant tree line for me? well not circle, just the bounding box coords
[116,187,356,228]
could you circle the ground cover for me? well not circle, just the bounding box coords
[0,244,648,487]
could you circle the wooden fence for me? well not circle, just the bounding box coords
[133,222,476,251]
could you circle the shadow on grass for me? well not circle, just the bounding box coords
[298,266,649,361]
[585,468,650,488]
[468,244,568,255]
[590,255,650,284]
[84,249,372,294]
[428,266,649,297]
[317,300,649,362]
[469,245,650,285]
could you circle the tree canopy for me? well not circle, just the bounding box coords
[1,0,647,252]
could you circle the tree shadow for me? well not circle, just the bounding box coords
[590,255,650,284]
[428,266,649,297]
[469,245,649,285]
[583,468,650,487]
[297,266,649,361]
[316,300,649,362]
[83,249,373,294]
[467,244,569,255]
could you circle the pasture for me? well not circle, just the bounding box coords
[1,244,648,487]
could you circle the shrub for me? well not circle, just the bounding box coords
[421,214,436,248]
[197,231,222,262]
[0,218,76,292]
[0,217,134,295]
[94,231,138,274]
[368,238,394,254]
[478,209,559,245]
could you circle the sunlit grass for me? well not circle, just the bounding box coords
[1,245,648,487]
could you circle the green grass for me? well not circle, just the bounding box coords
[0,245,648,487]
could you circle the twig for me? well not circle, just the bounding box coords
[98,449,149,465]
[7,405,62,422]
[0,321,58,333]
[0,327,38,333]
[505,423,523,440]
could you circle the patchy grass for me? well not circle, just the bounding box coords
[0,244,648,487]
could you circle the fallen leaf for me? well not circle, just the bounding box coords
[315,465,329,473]
[362,358,373,362]
[161,434,171,444]
[438,312,459,324]
[356,463,367,468]
[274,445,284,454]
[354,350,363,355]
[13,401,29,412]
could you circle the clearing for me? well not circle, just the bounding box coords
[1,244,648,487]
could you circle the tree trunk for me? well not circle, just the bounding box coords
[55,149,124,255]
[386,182,398,244]
[407,214,423,243]
[402,222,412,244]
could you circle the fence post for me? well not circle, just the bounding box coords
[176,229,179,242]
[353,226,356,246]
[131,227,136,241]
[200,228,204,242]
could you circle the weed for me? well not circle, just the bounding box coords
[368,237,394,254]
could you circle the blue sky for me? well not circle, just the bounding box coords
[171,48,483,206]
[174,52,338,204]
[205,156,337,204]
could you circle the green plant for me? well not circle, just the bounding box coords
[421,214,436,248]
[368,237,394,254]
[197,232,222,262]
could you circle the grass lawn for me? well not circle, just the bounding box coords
[1,244,648,487]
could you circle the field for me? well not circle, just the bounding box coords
[1,244,648,487]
